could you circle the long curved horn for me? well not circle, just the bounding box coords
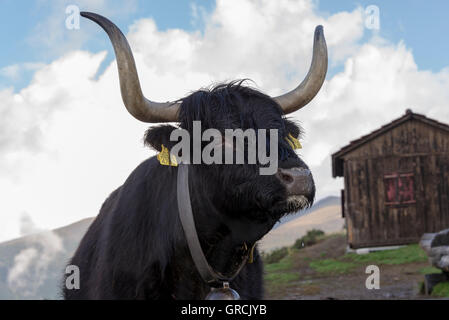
[81,12,179,123]
[274,26,328,114]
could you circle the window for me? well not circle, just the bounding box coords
[384,173,415,205]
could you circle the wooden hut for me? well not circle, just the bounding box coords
[332,110,449,249]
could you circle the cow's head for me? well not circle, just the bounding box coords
[144,82,315,219]
[81,12,327,247]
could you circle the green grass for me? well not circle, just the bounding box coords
[264,253,294,273]
[309,259,357,274]
[263,233,430,297]
[265,272,300,284]
[431,282,449,298]
[262,247,289,264]
[292,229,325,250]
[264,235,427,277]
[263,249,300,295]
[345,244,427,265]
[419,266,442,275]
[307,244,427,275]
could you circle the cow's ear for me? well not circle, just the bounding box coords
[284,119,302,139]
[144,125,179,152]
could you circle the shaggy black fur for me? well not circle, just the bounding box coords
[63,81,314,300]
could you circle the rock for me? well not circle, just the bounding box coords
[420,229,449,272]
[436,255,449,272]
[431,229,449,247]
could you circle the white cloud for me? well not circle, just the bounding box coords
[0,65,20,80]
[7,214,64,297]
[0,63,44,82]
[298,39,449,198]
[0,49,150,241]
[1,0,449,242]
[7,247,39,297]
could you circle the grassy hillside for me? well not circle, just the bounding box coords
[259,203,344,252]
[263,233,447,299]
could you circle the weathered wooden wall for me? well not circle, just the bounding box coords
[343,119,449,248]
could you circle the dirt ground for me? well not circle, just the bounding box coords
[264,234,436,300]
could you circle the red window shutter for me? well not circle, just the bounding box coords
[384,172,415,206]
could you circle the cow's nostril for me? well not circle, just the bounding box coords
[280,173,294,184]
[276,167,314,199]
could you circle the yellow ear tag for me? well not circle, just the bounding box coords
[157,144,178,167]
[286,133,302,150]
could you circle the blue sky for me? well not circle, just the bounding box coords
[1,0,449,91]
[318,0,449,72]
[0,0,217,89]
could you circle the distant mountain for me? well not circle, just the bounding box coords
[259,198,345,252]
[274,195,341,229]
[0,218,93,300]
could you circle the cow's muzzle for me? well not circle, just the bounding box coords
[276,167,315,203]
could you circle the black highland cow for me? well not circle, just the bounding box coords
[63,12,327,300]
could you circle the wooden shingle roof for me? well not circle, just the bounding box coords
[331,109,449,177]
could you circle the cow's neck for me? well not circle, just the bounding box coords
[186,170,276,281]
[170,166,278,299]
